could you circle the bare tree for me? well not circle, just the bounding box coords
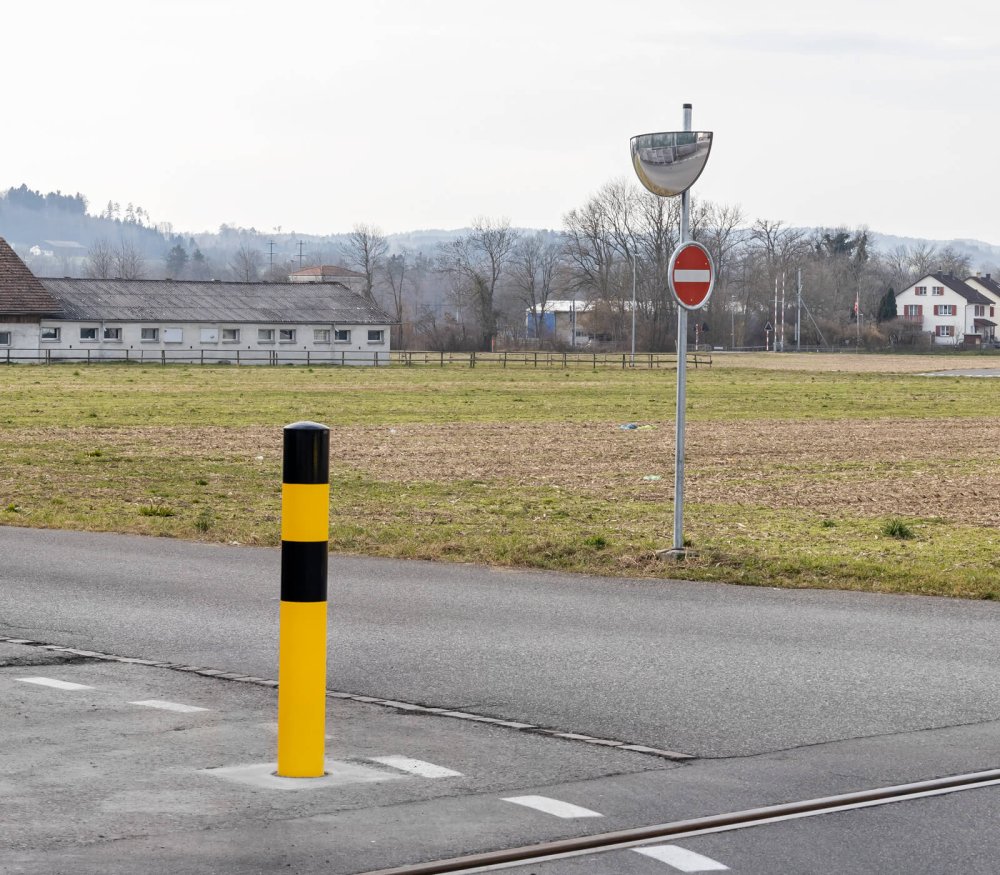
[381,250,409,347]
[230,244,263,281]
[511,233,564,343]
[113,238,146,279]
[438,217,519,350]
[86,238,115,278]
[343,223,388,304]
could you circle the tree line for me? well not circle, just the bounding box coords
[6,181,996,351]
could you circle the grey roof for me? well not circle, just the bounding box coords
[37,278,393,324]
[930,273,992,305]
[967,274,1000,298]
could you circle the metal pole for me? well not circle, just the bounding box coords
[672,102,692,554]
[780,272,786,352]
[773,278,778,353]
[796,269,802,351]
[277,421,330,778]
[631,252,637,366]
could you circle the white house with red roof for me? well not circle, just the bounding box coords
[895,273,995,346]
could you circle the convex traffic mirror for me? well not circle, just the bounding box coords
[629,131,713,197]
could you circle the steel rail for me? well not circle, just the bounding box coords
[359,768,1000,875]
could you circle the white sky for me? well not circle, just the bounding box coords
[5,0,999,242]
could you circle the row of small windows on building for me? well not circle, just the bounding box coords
[914,286,946,296]
[902,304,995,318]
[16,327,385,345]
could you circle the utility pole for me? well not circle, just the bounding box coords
[268,240,275,274]
[796,269,802,351]
[773,277,779,353]
[780,272,786,352]
[297,241,305,270]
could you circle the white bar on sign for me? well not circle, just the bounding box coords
[674,270,711,282]
[130,699,209,713]
[633,844,729,871]
[502,795,603,819]
[17,677,93,690]
[369,756,463,778]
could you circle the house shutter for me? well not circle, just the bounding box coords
[917,305,923,316]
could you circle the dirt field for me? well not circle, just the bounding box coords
[11,414,999,529]
[713,352,995,373]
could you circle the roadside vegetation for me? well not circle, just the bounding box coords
[2,354,998,600]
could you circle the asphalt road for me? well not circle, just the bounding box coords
[3,524,1000,758]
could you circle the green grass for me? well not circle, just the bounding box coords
[1,359,999,599]
[1,363,997,428]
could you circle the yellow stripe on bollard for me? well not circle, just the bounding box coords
[277,601,328,777]
[281,483,331,542]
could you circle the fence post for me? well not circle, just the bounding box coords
[470,351,476,369]
[277,420,330,778]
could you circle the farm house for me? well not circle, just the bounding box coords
[0,238,394,364]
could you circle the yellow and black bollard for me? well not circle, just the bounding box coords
[277,420,330,778]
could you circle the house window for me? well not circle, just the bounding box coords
[140,327,159,342]
[79,327,98,341]
[279,328,296,342]
[0,331,10,345]
[933,304,956,316]
[200,328,219,343]
[103,327,122,341]
[163,327,183,343]
[903,305,922,317]
[221,328,240,342]
[314,329,331,344]
[258,328,275,343]
[334,329,351,343]
[936,325,955,337]
[932,286,944,296]
[975,305,986,317]
[915,286,927,296]
[367,329,384,343]
[41,327,61,341]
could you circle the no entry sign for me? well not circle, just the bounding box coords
[668,241,715,310]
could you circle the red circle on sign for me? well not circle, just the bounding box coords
[668,242,715,310]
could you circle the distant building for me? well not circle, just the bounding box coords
[963,273,1000,345]
[895,273,995,346]
[288,265,366,296]
[0,238,393,364]
[525,300,596,346]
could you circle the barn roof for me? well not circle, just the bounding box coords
[0,237,61,314]
[289,265,365,279]
[37,278,393,324]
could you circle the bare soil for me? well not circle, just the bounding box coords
[14,416,1000,527]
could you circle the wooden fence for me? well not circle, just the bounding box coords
[0,347,711,369]
[392,350,712,369]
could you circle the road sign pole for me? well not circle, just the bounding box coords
[672,103,693,554]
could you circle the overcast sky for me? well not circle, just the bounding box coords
[5,1,999,243]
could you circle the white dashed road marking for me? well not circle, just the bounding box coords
[368,756,463,778]
[17,677,94,691]
[129,699,210,713]
[633,844,729,871]
[502,795,603,819]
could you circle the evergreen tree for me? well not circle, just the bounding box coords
[165,244,189,278]
[876,287,897,323]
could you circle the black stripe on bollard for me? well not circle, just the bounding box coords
[283,421,330,484]
[280,542,328,602]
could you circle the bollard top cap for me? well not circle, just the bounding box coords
[284,420,330,432]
